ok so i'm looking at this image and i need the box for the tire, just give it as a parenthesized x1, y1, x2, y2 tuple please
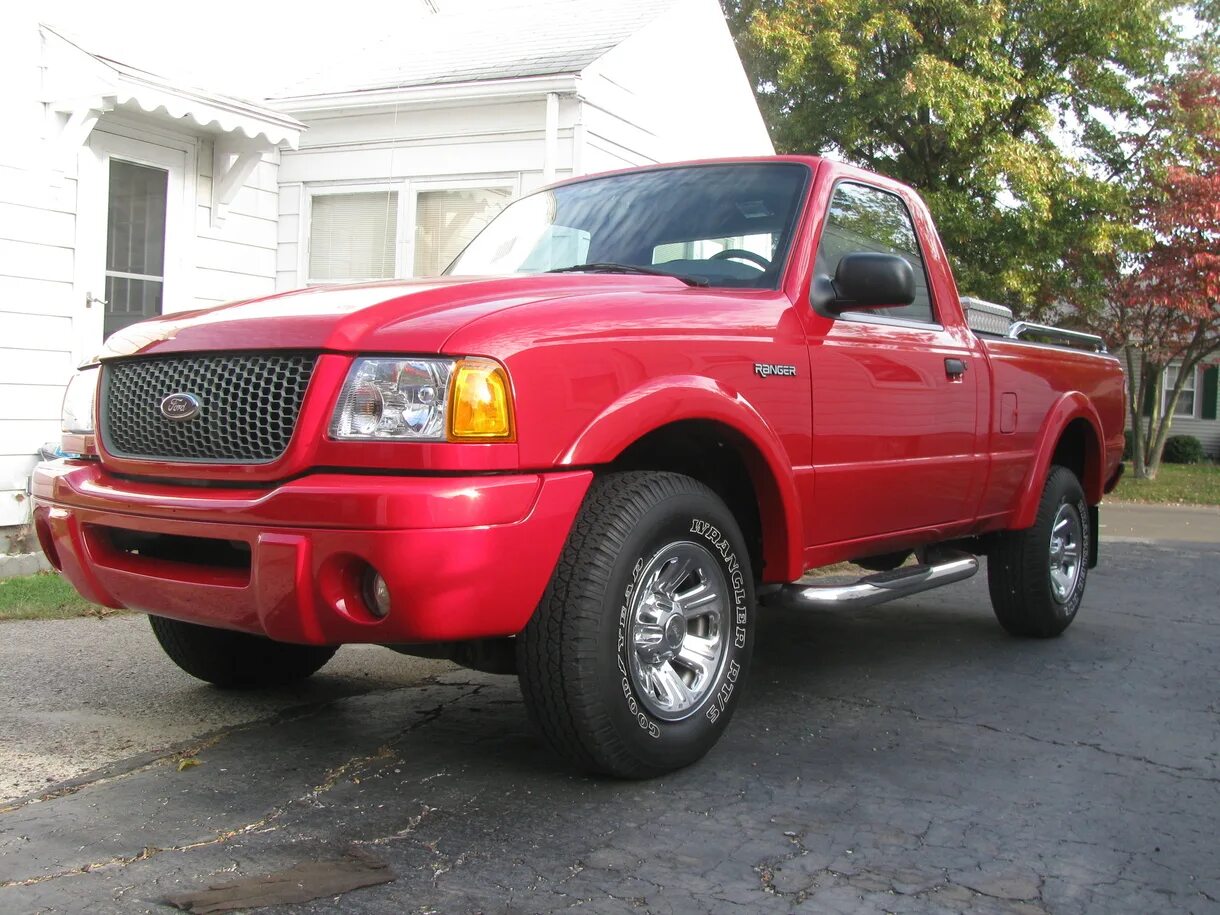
(148, 615, 337, 688)
(987, 465, 1090, 638)
(517, 471, 755, 778)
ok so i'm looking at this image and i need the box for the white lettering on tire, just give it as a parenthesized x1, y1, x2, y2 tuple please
(616, 518, 751, 735)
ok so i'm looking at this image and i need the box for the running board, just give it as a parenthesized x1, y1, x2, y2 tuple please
(761, 551, 979, 611)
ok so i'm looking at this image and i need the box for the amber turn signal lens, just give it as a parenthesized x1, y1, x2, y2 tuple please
(448, 358, 515, 441)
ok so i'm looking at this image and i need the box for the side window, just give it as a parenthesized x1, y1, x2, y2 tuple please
(815, 182, 934, 323)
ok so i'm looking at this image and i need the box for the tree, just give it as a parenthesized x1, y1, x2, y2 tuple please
(723, 0, 1178, 314)
(1095, 67, 1220, 478)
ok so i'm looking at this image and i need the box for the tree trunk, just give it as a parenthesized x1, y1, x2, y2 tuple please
(1125, 350, 1148, 478)
(1142, 354, 1203, 479)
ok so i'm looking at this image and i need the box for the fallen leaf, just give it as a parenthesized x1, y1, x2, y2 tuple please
(178, 758, 201, 772)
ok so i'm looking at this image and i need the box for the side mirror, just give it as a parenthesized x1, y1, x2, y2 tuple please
(810, 252, 916, 316)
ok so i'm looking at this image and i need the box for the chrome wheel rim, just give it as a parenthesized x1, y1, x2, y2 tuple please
(628, 541, 729, 721)
(1048, 503, 1083, 603)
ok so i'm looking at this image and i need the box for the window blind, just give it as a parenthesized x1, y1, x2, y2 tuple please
(309, 191, 398, 282)
(413, 188, 511, 277)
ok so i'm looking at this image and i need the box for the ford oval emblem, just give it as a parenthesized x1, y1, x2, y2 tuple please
(160, 392, 201, 421)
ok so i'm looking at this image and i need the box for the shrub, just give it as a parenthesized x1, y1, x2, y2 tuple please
(1163, 434, 1206, 465)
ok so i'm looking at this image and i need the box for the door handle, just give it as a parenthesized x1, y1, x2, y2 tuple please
(85, 291, 107, 309)
(944, 358, 968, 378)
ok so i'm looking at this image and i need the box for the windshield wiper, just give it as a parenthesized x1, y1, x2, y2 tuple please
(546, 262, 709, 287)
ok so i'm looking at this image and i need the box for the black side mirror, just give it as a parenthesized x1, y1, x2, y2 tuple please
(810, 252, 916, 316)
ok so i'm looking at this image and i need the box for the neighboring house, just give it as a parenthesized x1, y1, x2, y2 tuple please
(1123, 355, 1220, 457)
(0, 0, 773, 552)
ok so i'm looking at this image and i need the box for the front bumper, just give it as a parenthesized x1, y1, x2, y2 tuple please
(31, 461, 592, 645)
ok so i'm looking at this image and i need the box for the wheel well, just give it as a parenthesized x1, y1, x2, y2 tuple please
(1051, 418, 1101, 501)
(610, 420, 772, 579)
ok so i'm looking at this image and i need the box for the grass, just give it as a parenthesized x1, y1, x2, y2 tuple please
(1110, 461, 1220, 506)
(0, 571, 114, 621)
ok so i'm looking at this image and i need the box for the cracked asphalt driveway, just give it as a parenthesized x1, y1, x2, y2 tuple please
(2, 530, 1218, 914)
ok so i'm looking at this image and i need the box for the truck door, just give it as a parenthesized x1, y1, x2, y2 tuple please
(808, 180, 983, 544)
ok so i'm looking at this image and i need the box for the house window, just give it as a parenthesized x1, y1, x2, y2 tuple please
(308, 190, 399, 283)
(104, 160, 168, 337)
(1165, 364, 1199, 418)
(306, 183, 514, 283)
(413, 187, 513, 277)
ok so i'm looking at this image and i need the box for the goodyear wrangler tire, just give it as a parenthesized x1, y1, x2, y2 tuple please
(148, 615, 337, 688)
(987, 465, 1090, 638)
(517, 471, 755, 777)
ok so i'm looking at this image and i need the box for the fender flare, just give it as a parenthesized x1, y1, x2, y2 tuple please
(558, 375, 804, 582)
(1011, 391, 1105, 530)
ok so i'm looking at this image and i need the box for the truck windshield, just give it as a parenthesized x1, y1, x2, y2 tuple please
(445, 163, 809, 289)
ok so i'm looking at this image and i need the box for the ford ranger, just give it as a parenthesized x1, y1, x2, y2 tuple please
(32, 157, 1126, 777)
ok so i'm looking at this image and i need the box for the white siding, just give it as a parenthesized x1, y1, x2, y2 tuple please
(1123, 353, 1220, 458)
(192, 145, 281, 308)
(0, 22, 77, 525)
(578, 0, 774, 166)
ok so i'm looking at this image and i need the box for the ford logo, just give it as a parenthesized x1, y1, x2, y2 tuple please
(160, 392, 201, 421)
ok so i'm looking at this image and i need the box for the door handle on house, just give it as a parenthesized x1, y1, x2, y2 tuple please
(944, 357, 968, 378)
(85, 291, 107, 309)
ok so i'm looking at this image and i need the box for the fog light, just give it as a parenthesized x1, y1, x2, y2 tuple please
(363, 570, 392, 618)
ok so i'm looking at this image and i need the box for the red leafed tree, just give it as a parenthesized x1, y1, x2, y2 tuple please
(1101, 67, 1220, 479)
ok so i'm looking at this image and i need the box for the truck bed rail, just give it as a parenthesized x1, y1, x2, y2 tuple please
(1005, 322, 1107, 354)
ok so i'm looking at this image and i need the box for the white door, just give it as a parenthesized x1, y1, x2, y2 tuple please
(74, 131, 190, 361)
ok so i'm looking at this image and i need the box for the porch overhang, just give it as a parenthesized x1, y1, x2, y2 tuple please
(39, 25, 305, 223)
(40, 26, 305, 149)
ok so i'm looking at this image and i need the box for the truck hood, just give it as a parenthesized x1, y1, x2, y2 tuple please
(94, 274, 686, 361)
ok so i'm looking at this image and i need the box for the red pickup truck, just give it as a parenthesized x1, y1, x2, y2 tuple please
(33, 157, 1125, 777)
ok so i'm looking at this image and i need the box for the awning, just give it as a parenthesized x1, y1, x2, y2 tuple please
(40, 25, 304, 150)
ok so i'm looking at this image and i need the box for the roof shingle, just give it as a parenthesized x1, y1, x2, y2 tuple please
(273, 0, 676, 98)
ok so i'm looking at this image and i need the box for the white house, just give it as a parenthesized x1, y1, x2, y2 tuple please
(271, 0, 772, 289)
(0, 0, 773, 553)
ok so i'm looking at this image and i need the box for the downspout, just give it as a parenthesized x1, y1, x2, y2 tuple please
(542, 91, 559, 183)
(572, 93, 585, 176)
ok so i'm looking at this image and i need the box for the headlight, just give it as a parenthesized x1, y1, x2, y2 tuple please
(329, 356, 515, 442)
(61, 367, 100, 434)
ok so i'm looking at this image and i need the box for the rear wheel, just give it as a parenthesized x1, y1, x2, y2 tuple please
(517, 471, 755, 777)
(148, 616, 336, 688)
(987, 465, 1090, 638)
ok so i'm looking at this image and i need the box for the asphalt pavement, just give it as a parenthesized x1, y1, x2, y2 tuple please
(1, 504, 1217, 914)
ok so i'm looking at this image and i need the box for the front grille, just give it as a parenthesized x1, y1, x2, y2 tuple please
(101, 353, 318, 463)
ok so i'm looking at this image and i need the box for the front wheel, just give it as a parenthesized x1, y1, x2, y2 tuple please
(517, 471, 755, 777)
(987, 465, 1090, 638)
(148, 616, 337, 688)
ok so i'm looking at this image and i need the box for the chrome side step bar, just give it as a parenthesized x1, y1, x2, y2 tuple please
(760, 550, 979, 611)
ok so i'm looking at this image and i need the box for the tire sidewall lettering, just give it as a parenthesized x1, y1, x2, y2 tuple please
(689, 518, 749, 655)
(613, 510, 752, 738)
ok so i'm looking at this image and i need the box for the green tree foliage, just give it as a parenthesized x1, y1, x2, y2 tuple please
(723, 0, 1179, 314)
